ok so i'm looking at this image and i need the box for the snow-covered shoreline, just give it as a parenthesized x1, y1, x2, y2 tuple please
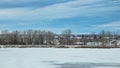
(0, 45, 120, 48)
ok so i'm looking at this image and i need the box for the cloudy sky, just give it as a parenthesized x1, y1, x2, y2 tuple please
(0, 0, 120, 34)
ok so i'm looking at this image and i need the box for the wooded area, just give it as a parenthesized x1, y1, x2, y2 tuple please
(0, 29, 120, 48)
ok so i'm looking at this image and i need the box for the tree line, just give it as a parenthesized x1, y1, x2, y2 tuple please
(0, 29, 120, 47)
(0, 30, 55, 45)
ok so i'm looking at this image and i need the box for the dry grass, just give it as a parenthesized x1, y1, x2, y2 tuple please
(74, 45, 120, 48)
(56, 45, 69, 48)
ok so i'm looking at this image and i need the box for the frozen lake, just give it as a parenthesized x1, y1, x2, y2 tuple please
(0, 48, 120, 68)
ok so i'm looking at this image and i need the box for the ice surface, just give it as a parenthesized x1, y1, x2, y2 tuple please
(0, 48, 120, 68)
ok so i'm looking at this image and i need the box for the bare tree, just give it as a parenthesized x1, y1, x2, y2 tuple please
(62, 29, 72, 45)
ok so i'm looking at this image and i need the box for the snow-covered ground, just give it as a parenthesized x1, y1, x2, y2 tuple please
(0, 48, 120, 68)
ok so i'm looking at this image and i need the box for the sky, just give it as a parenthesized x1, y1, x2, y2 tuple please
(0, 0, 120, 34)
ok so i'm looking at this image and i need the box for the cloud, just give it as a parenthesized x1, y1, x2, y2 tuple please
(0, 0, 119, 20)
(0, 0, 74, 8)
(94, 21, 120, 30)
(96, 21, 120, 27)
